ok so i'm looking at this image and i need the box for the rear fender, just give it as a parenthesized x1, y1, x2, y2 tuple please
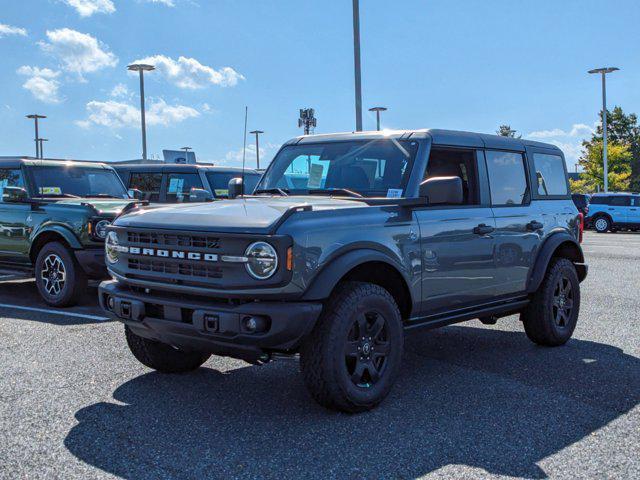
(526, 232, 586, 293)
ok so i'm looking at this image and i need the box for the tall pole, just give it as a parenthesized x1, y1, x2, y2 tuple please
(39, 139, 48, 159)
(588, 67, 618, 193)
(369, 107, 387, 131)
(26, 114, 46, 158)
(249, 130, 264, 169)
(181, 146, 192, 164)
(128, 64, 155, 161)
(352, 0, 363, 132)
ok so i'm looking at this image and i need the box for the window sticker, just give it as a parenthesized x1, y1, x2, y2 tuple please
(39, 187, 62, 195)
(168, 178, 184, 193)
(386, 188, 403, 198)
(307, 163, 324, 189)
(214, 189, 228, 196)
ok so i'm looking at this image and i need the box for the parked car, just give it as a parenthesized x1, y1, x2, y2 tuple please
(114, 164, 262, 203)
(571, 193, 590, 217)
(586, 192, 640, 232)
(100, 129, 587, 412)
(0, 158, 141, 306)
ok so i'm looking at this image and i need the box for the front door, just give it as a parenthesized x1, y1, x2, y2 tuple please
(414, 147, 497, 314)
(0, 168, 31, 264)
(607, 195, 631, 225)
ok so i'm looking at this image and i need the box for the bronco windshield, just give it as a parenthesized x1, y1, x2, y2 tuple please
(257, 139, 419, 198)
(29, 166, 129, 199)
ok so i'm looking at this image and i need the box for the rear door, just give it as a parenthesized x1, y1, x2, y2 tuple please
(485, 149, 543, 297)
(0, 168, 31, 264)
(607, 195, 631, 224)
(629, 196, 640, 225)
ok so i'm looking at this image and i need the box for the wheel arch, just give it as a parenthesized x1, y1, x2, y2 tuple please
(527, 233, 586, 294)
(302, 249, 414, 320)
(29, 227, 81, 263)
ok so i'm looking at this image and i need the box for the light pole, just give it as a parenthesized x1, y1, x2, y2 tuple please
(181, 146, 192, 164)
(368, 107, 387, 131)
(588, 67, 619, 192)
(352, 0, 363, 132)
(26, 114, 46, 158)
(128, 63, 155, 161)
(249, 130, 264, 169)
(38, 139, 48, 158)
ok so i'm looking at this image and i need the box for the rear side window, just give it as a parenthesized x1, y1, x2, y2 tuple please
(633, 197, 640, 207)
(533, 153, 568, 196)
(589, 196, 609, 205)
(0, 168, 26, 202)
(129, 172, 162, 202)
(165, 173, 203, 203)
(609, 196, 631, 207)
(485, 151, 528, 206)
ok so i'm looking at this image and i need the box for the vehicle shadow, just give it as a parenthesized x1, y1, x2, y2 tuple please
(64, 324, 640, 479)
(0, 280, 110, 325)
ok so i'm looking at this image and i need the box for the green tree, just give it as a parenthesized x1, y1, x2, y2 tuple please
(570, 142, 632, 193)
(496, 125, 521, 138)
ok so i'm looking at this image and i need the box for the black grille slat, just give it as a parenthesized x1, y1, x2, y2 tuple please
(127, 232, 220, 249)
(129, 258, 223, 279)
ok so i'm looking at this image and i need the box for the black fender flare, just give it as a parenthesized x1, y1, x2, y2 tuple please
(526, 232, 586, 294)
(301, 248, 412, 302)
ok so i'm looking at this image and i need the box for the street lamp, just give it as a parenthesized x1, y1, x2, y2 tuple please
(352, 0, 363, 132)
(368, 107, 387, 131)
(38, 139, 49, 159)
(588, 67, 619, 193)
(128, 63, 155, 161)
(181, 146, 192, 164)
(249, 130, 264, 169)
(26, 114, 46, 158)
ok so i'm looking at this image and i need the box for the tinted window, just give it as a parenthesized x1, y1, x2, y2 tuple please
(424, 148, 479, 205)
(0, 169, 26, 202)
(633, 197, 640, 207)
(206, 172, 261, 197)
(165, 173, 203, 203)
(533, 153, 568, 196)
(129, 172, 162, 202)
(485, 151, 528, 205)
(609, 196, 631, 207)
(589, 196, 609, 205)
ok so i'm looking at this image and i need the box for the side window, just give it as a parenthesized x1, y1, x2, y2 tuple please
(0, 169, 26, 202)
(485, 151, 528, 206)
(129, 172, 162, 202)
(423, 148, 480, 205)
(533, 153, 568, 196)
(633, 197, 640, 207)
(589, 196, 609, 205)
(165, 173, 203, 203)
(609, 196, 631, 207)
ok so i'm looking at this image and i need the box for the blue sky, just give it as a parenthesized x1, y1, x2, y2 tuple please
(1, 0, 639, 169)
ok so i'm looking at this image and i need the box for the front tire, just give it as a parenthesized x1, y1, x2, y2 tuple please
(125, 326, 210, 373)
(521, 258, 580, 346)
(300, 282, 404, 413)
(35, 242, 87, 307)
(593, 216, 611, 233)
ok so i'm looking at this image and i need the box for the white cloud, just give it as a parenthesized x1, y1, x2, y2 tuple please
(525, 123, 595, 166)
(143, 0, 175, 6)
(0, 23, 27, 37)
(17, 66, 62, 103)
(39, 28, 118, 76)
(527, 123, 594, 139)
(61, 0, 116, 17)
(78, 98, 199, 129)
(130, 54, 244, 89)
(110, 83, 130, 98)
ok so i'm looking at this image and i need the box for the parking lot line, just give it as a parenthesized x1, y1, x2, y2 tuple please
(0, 303, 109, 322)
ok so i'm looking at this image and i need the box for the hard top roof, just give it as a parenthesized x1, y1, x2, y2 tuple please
(0, 157, 112, 169)
(112, 163, 260, 174)
(288, 128, 562, 153)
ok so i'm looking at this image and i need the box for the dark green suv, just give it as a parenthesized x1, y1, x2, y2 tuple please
(0, 157, 139, 306)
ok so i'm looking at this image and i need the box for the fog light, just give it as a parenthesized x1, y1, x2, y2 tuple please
(107, 296, 115, 310)
(243, 316, 268, 333)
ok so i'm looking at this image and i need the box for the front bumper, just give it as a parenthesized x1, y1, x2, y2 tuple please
(99, 280, 322, 363)
(75, 248, 108, 278)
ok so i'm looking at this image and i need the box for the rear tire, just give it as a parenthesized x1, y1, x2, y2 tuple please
(593, 216, 611, 233)
(521, 258, 580, 346)
(300, 281, 404, 413)
(125, 326, 210, 373)
(35, 242, 87, 307)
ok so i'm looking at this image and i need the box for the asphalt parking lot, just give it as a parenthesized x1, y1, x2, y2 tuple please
(1, 231, 639, 479)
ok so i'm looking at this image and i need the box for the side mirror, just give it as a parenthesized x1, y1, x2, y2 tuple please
(228, 177, 244, 199)
(189, 188, 214, 202)
(419, 176, 463, 205)
(128, 188, 144, 200)
(2, 186, 29, 203)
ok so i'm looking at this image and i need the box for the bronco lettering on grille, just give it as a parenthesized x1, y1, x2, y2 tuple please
(124, 246, 218, 262)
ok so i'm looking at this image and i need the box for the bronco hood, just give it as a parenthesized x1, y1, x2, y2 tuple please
(114, 196, 367, 234)
(49, 198, 140, 217)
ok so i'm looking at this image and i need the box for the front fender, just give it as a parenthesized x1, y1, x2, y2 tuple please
(526, 232, 586, 294)
(301, 248, 411, 301)
(30, 224, 83, 253)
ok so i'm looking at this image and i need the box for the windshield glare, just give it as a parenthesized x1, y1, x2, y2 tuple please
(258, 139, 418, 198)
(30, 166, 129, 199)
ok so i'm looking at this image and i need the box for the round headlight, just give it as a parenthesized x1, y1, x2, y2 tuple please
(245, 241, 278, 280)
(95, 219, 111, 239)
(105, 231, 120, 264)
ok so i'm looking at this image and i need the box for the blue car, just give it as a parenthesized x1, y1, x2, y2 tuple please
(587, 193, 640, 232)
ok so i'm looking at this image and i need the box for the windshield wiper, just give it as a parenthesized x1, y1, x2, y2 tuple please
(308, 188, 363, 198)
(254, 188, 289, 196)
(83, 194, 120, 199)
(33, 193, 80, 199)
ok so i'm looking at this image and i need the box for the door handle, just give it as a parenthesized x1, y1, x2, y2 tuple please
(526, 220, 544, 231)
(473, 224, 495, 235)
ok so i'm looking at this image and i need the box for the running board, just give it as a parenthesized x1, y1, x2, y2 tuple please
(404, 298, 530, 332)
(0, 268, 33, 281)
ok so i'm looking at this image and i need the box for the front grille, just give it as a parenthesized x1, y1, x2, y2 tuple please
(129, 258, 223, 279)
(127, 231, 220, 249)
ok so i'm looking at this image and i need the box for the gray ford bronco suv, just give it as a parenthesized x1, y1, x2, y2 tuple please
(100, 129, 587, 412)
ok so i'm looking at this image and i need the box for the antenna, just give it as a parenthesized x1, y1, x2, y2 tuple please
(241, 106, 248, 195)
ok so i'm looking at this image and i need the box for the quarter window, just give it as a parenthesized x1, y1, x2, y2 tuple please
(485, 151, 528, 206)
(609, 196, 631, 207)
(129, 172, 162, 202)
(533, 153, 568, 196)
(0, 169, 25, 202)
(165, 173, 204, 203)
